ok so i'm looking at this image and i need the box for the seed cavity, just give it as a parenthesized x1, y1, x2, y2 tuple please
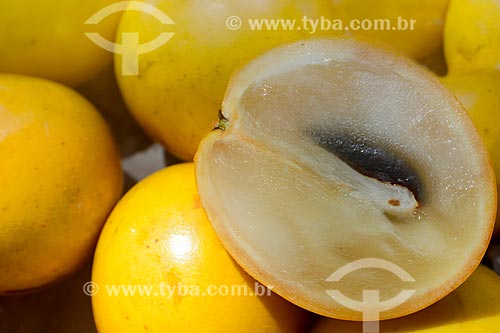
(308, 129, 424, 204)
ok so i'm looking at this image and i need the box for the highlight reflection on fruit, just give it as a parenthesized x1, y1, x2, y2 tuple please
(195, 38, 496, 320)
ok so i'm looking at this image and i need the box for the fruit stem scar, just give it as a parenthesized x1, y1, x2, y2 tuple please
(214, 109, 228, 131)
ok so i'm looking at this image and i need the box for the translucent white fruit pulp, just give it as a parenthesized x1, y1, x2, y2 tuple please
(195, 39, 496, 320)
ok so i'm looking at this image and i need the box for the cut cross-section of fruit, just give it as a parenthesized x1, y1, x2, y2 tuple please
(195, 38, 496, 320)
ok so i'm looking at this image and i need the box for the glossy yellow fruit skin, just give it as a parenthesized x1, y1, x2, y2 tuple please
(332, 0, 450, 59)
(444, 0, 500, 74)
(92, 163, 310, 333)
(310, 265, 500, 332)
(0, 74, 123, 294)
(441, 69, 500, 234)
(0, 0, 122, 86)
(115, 0, 336, 160)
(0, 260, 96, 333)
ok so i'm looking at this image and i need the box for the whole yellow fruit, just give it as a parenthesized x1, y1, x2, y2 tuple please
(310, 265, 500, 332)
(441, 69, 500, 234)
(444, 0, 500, 74)
(331, 0, 450, 59)
(0, 0, 122, 86)
(92, 163, 311, 333)
(115, 0, 336, 160)
(0, 74, 123, 294)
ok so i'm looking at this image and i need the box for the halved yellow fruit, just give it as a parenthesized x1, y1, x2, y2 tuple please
(195, 38, 496, 320)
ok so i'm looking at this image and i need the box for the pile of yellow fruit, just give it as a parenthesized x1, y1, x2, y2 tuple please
(1, 0, 500, 332)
